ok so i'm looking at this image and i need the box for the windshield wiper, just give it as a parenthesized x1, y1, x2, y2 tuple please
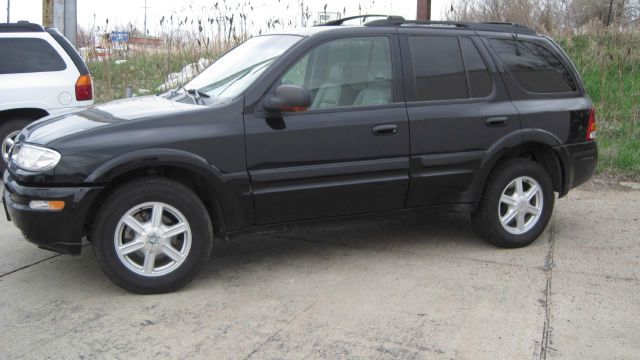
(186, 88, 210, 98)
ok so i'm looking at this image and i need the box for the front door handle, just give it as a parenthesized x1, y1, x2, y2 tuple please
(485, 116, 508, 127)
(372, 124, 398, 136)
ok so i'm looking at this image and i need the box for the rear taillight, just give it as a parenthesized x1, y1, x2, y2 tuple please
(587, 108, 597, 141)
(75, 74, 93, 101)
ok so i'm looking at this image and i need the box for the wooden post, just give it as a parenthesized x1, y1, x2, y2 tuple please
(42, 0, 54, 27)
(417, 0, 432, 20)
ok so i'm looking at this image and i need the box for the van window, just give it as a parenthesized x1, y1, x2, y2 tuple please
(0, 38, 67, 74)
(460, 37, 493, 98)
(408, 36, 467, 101)
(490, 39, 577, 93)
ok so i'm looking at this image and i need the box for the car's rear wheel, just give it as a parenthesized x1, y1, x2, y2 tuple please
(92, 178, 213, 293)
(472, 158, 554, 248)
(0, 119, 32, 173)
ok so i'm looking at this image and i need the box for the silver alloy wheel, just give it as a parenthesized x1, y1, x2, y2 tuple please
(114, 202, 192, 277)
(1, 130, 21, 163)
(498, 176, 544, 235)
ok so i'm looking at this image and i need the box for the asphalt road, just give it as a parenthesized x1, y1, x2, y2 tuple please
(1, 183, 638, 359)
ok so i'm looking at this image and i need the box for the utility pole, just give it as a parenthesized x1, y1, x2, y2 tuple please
(142, 0, 151, 35)
(64, 0, 76, 46)
(42, 0, 77, 47)
(417, 0, 432, 20)
(6, 0, 9, 23)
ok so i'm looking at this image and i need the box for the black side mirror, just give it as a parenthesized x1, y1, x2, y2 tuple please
(264, 84, 311, 113)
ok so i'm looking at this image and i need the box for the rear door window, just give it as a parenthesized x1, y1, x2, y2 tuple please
(459, 37, 493, 98)
(489, 38, 577, 93)
(408, 36, 467, 101)
(0, 38, 67, 74)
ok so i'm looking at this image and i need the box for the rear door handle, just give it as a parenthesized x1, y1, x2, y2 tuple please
(485, 116, 508, 127)
(372, 124, 398, 136)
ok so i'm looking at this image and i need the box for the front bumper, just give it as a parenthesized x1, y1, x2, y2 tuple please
(554, 141, 598, 196)
(3, 171, 103, 254)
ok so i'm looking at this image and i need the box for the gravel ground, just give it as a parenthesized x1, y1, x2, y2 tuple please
(0, 183, 638, 359)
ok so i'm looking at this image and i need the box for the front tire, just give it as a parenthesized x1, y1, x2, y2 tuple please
(92, 178, 213, 293)
(472, 158, 554, 248)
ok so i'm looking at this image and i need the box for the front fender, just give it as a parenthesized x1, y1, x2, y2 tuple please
(85, 148, 253, 231)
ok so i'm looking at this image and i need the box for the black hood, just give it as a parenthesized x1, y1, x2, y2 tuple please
(19, 96, 203, 145)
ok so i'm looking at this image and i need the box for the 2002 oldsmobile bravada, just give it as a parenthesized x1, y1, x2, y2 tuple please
(3, 16, 598, 293)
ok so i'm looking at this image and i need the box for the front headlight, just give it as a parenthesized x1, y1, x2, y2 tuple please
(10, 144, 61, 172)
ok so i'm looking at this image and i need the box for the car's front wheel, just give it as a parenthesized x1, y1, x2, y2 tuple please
(92, 178, 213, 293)
(472, 158, 554, 248)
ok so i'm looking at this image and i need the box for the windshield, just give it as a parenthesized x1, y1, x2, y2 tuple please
(185, 35, 302, 99)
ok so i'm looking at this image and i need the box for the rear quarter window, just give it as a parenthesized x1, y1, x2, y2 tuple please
(490, 38, 577, 93)
(0, 38, 67, 74)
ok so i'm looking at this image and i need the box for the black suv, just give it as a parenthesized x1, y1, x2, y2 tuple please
(3, 17, 598, 293)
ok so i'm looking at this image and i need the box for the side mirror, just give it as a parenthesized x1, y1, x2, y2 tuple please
(264, 84, 311, 113)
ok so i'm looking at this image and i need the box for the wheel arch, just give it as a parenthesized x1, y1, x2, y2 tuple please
(469, 129, 566, 205)
(83, 149, 252, 239)
(0, 108, 49, 123)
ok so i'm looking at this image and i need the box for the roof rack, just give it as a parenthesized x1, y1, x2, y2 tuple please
(0, 21, 45, 33)
(319, 15, 404, 26)
(364, 18, 536, 34)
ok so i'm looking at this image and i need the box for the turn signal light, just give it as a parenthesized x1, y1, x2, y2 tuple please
(587, 108, 597, 141)
(75, 74, 93, 101)
(29, 200, 65, 211)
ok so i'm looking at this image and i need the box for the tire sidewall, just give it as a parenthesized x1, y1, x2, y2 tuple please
(93, 179, 212, 293)
(484, 160, 554, 247)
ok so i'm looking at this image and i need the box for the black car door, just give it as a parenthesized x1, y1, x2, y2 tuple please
(245, 34, 409, 224)
(399, 31, 521, 207)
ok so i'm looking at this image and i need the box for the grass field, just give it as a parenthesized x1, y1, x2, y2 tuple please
(86, 30, 640, 179)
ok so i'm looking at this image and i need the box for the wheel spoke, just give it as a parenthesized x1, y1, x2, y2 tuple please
(517, 212, 526, 232)
(6, 138, 14, 146)
(500, 194, 517, 207)
(150, 204, 164, 227)
(164, 222, 187, 238)
(143, 251, 156, 274)
(118, 240, 144, 255)
(516, 178, 525, 197)
(525, 184, 539, 202)
(526, 205, 541, 216)
(161, 244, 184, 262)
(124, 215, 146, 235)
(501, 209, 517, 225)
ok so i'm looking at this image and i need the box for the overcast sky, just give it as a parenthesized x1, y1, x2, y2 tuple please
(2, 0, 450, 34)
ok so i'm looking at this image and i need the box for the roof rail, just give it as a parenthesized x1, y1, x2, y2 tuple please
(319, 15, 404, 26)
(366, 19, 470, 28)
(364, 18, 536, 34)
(0, 21, 45, 33)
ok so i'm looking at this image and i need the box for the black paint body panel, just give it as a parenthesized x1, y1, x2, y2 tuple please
(3, 25, 597, 253)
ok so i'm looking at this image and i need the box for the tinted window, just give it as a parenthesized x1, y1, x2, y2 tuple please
(281, 37, 393, 108)
(490, 39, 577, 93)
(409, 36, 467, 101)
(0, 38, 66, 74)
(460, 37, 493, 98)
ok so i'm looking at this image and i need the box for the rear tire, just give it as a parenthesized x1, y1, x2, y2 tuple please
(92, 178, 213, 294)
(0, 119, 32, 173)
(472, 158, 554, 248)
